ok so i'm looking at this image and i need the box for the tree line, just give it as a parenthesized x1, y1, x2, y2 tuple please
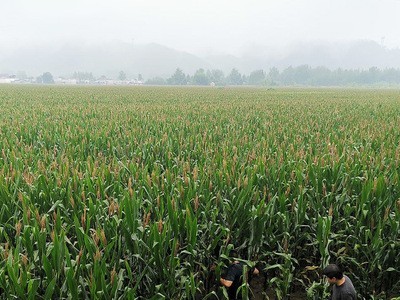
(28, 66, 400, 86)
(146, 66, 400, 86)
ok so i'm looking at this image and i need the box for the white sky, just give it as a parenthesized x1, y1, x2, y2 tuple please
(1, 0, 400, 55)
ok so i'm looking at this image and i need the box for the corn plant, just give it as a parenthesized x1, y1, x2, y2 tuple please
(0, 86, 399, 299)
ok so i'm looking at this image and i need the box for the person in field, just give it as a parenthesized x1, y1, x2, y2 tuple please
(322, 264, 357, 300)
(220, 250, 260, 300)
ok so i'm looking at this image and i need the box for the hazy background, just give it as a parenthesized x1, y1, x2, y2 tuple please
(1, 0, 400, 78)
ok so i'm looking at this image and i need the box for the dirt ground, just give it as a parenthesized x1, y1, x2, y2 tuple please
(250, 274, 307, 300)
(199, 271, 308, 299)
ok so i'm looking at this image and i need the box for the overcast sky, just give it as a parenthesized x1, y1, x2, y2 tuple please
(1, 0, 400, 55)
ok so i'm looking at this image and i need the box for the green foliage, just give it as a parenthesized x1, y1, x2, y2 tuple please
(118, 71, 127, 81)
(207, 69, 226, 86)
(36, 72, 54, 84)
(227, 68, 243, 85)
(192, 69, 210, 86)
(159, 66, 400, 87)
(73, 71, 95, 82)
(167, 68, 187, 85)
(145, 77, 167, 85)
(248, 70, 266, 86)
(0, 86, 399, 299)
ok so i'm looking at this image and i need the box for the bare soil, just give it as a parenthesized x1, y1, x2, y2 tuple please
(250, 274, 307, 300)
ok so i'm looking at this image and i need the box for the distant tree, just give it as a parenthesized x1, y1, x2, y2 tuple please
(293, 65, 312, 85)
(167, 68, 187, 85)
(366, 66, 381, 84)
(73, 72, 95, 82)
(310, 66, 333, 86)
(118, 71, 127, 81)
(42, 72, 54, 84)
(227, 68, 243, 85)
(381, 68, 400, 84)
(281, 65, 314, 85)
(248, 70, 265, 85)
(334, 68, 360, 85)
(192, 68, 210, 85)
(36, 76, 43, 84)
(280, 66, 295, 85)
(268, 67, 279, 84)
(208, 69, 225, 86)
(138, 74, 143, 82)
(145, 77, 166, 85)
(242, 74, 248, 85)
(186, 74, 191, 85)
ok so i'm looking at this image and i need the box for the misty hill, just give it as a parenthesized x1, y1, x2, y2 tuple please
(205, 40, 400, 74)
(1, 40, 400, 79)
(275, 40, 400, 70)
(0, 42, 210, 79)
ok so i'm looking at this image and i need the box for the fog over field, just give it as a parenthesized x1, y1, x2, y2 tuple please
(1, 0, 400, 77)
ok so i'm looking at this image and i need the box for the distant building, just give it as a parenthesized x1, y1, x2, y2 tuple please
(0, 75, 17, 84)
(94, 79, 143, 85)
(55, 78, 78, 85)
(128, 79, 143, 86)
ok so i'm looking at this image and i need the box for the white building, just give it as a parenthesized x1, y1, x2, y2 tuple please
(0, 76, 17, 84)
(54, 78, 78, 85)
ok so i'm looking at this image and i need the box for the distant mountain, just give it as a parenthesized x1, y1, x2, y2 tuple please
(203, 40, 400, 73)
(0, 41, 210, 79)
(272, 40, 400, 70)
(1, 40, 400, 79)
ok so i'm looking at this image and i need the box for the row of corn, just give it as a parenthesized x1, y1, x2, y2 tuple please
(0, 86, 399, 299)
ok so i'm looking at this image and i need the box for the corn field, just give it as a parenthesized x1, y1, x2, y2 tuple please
(0, 85, 399, 299)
